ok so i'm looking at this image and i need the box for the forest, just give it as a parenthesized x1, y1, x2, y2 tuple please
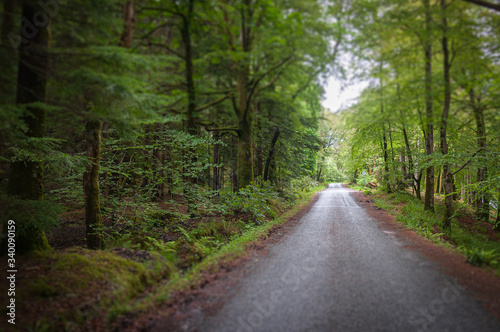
(0, 0, 499, 331)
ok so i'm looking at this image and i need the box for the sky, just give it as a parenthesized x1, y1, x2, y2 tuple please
(320, 76, 368, 113)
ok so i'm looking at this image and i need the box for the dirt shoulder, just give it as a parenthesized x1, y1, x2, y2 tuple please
(348, 189, 500, 319)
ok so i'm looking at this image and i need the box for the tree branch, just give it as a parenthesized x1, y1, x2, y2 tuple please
(205, 125, 239, 135)
(243, 54, 294, 119)
(147, 42, 184, 58)
(195, 91, 234, 112)
(451, 147, 485, 176)
(463, 0, 500, 12)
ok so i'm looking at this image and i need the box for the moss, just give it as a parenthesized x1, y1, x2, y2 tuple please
(23, 247, 158, 329)
(29, 280, 59, 298)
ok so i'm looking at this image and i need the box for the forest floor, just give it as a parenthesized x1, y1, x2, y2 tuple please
(0, 188, 324, 332)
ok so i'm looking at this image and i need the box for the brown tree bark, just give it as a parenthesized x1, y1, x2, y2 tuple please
(440, 0, 453, 232)
(469, 88, 489, 221)
(316, 168, 322, 182)
(402, 127, 420, 199)
(463, 0, 500, 12)
(84, 120, 104, 249)
(423, 0, 435, 212)
(180, 0, 197, 136)
(235, 65, 254, 188)
(120, 0, 135, 48)
(379, 71, 391, 193)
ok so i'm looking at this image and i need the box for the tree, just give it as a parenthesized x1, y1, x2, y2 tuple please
(6, 1, 51, 253)
(463, 0, 500, 12)
(439, 0, 453, 231)
(423, 0, 435, 212)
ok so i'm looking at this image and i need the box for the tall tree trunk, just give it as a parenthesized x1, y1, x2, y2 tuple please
(0, 0, 16, 101)
(236, 67, 254, 188)
(232, 159, 238, 192)
(379, 72, 391, 193)
(495, 191, 500, 230)
(435, 167, 441, 195)
(1, 0, 14, 45)
(402, 127, 417, 196)
(469, 87, 489, 222)
(256, 104, 263, 179)
(84, 0, 136, 248)
(234, 0, 254, 189)
(178, 0, 198, 214)
(6, 2, 51, 253)
(84, 120, 104, 249)
(423, 0, 435, 212)
(181, 0, 197, 136)
(440, 0, 453, 232)
(120, 0, 135, 48)
(263, 127, 280, 182)
(213, 132, 219, 191)
(382, 129, 391, 192)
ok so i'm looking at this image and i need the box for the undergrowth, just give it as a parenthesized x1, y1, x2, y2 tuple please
(370, 191, 500, 273)
(18, 180, 325, 331)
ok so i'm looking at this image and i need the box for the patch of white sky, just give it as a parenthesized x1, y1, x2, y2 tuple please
(321, 52, 370, 113)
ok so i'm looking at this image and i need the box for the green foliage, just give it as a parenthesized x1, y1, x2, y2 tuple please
(0, 194, 62, 235)
(219, 184, 279, 223)
(461, 247, 499, 268)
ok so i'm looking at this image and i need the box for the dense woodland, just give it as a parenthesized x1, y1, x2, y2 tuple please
(0, 0, 343, 254)
(339, 0, 500, 231)
(0, 0, 499, 330)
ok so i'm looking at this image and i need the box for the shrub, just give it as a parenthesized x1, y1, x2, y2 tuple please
(461, 247, 499, 268)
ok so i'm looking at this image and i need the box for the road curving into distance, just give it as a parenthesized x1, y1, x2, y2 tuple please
(198, 183, 500, 332)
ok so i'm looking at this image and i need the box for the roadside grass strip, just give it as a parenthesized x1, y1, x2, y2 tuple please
(371, 191, 500, 274)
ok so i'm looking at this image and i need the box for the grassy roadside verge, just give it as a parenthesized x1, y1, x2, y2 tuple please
(110, 184, 325, 321)
(12, 184, 325, 331)
(357, 187, 500, 275)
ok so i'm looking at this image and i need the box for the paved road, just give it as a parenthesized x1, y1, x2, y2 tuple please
(197, 184, 500, 332)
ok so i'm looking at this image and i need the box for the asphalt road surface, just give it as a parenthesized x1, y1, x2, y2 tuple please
(199, 183, 500, 332)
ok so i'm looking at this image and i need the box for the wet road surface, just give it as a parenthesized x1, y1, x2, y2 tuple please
(199, 184, 500, 332)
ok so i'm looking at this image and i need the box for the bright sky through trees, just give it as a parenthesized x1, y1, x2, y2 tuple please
(321, 77, 368, 113)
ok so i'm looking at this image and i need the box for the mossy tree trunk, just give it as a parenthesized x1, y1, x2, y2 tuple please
(181, 0, 197, 137)
(440, 0, 453, 232)
(233, 49, 254, 188)
(379, 71, 391, 193)
(468, 88, 489, 222)
(6, 2, 51, 253)
(423, 0, 435, 212)
(233, 0, 254, 189)
(179, 0, 199, 215)
(84, 119, 104, 250)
